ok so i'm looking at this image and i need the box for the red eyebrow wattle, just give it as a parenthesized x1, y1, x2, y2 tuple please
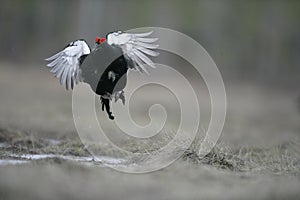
(100, 38, 106, 44)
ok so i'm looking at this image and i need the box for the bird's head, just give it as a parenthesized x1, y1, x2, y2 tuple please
(95, 37, 106, 45)
(93, 37, 106, 51)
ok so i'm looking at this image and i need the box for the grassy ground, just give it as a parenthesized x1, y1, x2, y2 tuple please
(0, 127, 299, 200)
(0, 63, 300, 199)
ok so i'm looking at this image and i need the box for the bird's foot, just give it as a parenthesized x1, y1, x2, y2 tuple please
(114, 90, 125, 105)
(120, 91, 125, 105)
(108, 112, 115, 120)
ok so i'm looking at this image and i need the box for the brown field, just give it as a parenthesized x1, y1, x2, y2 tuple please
(0, 63, 299, 200)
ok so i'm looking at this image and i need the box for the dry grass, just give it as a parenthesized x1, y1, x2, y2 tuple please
(1, 127, 299, 176)
(182, 135, 300, 175)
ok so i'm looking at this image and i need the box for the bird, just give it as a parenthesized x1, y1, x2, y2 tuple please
(45, 31, 159, 120)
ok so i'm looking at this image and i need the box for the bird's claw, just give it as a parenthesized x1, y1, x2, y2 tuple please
(114, 91, 125, 105)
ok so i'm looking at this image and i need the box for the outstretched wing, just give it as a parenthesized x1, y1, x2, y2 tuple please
(45, 39, 91, 90)
(106, 31, 159, 74)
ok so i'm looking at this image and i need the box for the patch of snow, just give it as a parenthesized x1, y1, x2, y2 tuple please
(94, 156, 127, 165)
(9, 154, 94, 162)
(6, 153, 127, 165)
(0, 159, 29, 166)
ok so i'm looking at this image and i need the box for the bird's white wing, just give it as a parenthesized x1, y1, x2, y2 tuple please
(45, 40, 91, 90)
(107, 31, 159, 74)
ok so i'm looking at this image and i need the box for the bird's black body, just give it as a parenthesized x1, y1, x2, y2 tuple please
(95, 55, 128, 96)
(80, 43, 129, 119)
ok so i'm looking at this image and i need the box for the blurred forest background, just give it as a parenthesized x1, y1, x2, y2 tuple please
(0, 0, 299, 87)
(1, 1, 300, 199)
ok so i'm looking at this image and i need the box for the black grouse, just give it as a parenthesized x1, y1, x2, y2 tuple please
(45, 31, 159, 120)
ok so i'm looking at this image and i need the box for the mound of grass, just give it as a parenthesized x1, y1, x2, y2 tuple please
(182, 146, 244, 171)
(182, 138, 300, 174)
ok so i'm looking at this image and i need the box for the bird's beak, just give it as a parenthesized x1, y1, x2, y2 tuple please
(92, 43, 99, 51)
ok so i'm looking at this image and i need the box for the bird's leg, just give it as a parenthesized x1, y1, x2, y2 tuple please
(119, 90, 125, 105)
(114, 90, 125, 105)
(100, 95, 114, 120)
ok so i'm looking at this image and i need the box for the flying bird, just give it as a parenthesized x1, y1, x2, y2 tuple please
(45, 31, 159, 120)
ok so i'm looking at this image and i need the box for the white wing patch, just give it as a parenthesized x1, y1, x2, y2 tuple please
(45, 40, 90, 90)
(107, 31, 159, 74)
